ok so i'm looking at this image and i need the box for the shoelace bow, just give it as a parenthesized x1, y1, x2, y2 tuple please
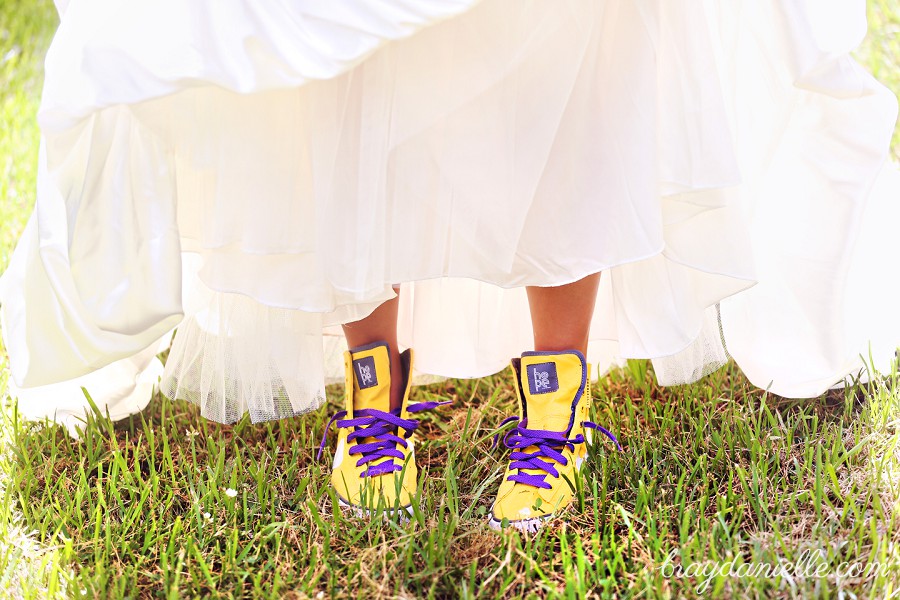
(493, 416, 622, 489)
(317, 401, 450, 477)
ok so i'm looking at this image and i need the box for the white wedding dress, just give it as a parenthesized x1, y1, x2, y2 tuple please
(2, 0, 899, 433)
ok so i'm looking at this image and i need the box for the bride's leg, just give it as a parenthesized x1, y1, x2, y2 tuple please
(488, 272, 603, 532)
(331, 286, 427, 518)
(526, 273, 600, 354)
(341, 287, 404, 411)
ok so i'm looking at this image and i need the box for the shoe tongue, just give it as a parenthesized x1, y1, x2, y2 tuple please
(349, 342, 392, 415)
(518, 351, 586, 434)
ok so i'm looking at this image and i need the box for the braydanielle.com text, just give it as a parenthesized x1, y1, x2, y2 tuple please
(657, 548, 899, 594)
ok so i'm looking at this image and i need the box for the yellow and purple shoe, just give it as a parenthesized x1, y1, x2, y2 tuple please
(317, 341, 448, 520)
(489, 350, 621, 533)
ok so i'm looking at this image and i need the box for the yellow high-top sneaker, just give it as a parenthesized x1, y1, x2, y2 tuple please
(317, 341, 447, 520)
(489, 350, 621, 533)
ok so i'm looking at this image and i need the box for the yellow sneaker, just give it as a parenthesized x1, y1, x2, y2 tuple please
(317, 341, 447, 520)
(489, 350, 621, 533)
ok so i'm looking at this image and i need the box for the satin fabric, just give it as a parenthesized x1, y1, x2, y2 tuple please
(1, 0, 898, 429)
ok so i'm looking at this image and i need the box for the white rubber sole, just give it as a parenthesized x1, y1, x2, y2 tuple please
(487, 513, 554, 534)
(337, 496, 414, 522)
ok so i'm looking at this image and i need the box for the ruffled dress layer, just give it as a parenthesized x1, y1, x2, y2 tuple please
(2, 0, 898, 430)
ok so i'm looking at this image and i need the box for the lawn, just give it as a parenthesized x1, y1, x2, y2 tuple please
(2, 2, 900, 598)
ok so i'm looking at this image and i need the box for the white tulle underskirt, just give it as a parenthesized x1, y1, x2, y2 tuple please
(2, 0, 899, 429)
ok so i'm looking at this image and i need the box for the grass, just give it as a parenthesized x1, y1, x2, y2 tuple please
(0, 3, 68, 598)
(0, 1, 53, 270)
(7, 363, 900, 598)
(1, 1, 900, 598)
(862, 0, 900, 159)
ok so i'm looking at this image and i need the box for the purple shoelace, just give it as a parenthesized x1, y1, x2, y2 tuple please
(494, 416, 622, 489)
(317, 401, 450, 477)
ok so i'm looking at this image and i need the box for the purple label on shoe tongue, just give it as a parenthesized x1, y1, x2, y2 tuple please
(526, 362, 559, 395)
(353, 356, 378, 389)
